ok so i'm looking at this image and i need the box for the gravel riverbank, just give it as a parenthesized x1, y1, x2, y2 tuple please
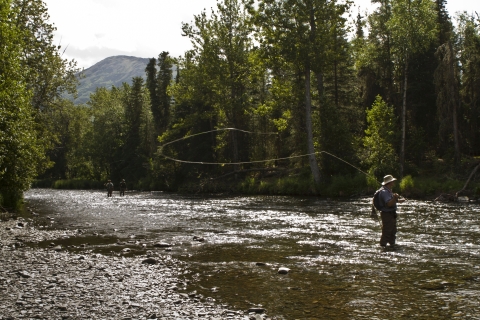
(0, 217, 266, 320)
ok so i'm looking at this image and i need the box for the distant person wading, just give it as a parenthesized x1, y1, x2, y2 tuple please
(374, 175, 405, 248)
(105, 180, 114, 197)
(119, 179, 126, 196)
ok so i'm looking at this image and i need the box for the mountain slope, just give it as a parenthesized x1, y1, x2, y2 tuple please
(73, 55, 150, 104)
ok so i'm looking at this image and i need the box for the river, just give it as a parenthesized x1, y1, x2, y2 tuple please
(24, 189, 480, 319)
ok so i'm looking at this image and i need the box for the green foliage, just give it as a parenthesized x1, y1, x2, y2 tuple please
(239, 174, 317, 195)
(156, 51, 173, 132)
(52, 179, 104, 190)
(363, 95, 399, 179)
(457, 14, 480, 155)
(399, 174, 414, 194)
(366, 171, 380, 190)
(319, 174, 368, 197)
(408, 176, 464, 197)
(39, 101, 94, 180)
(388, 0, 438, 58)
(0, 0, 46, 208)
(88, 87, 126, 181)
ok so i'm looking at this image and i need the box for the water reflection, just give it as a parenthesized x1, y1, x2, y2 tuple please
(24, 189, 480, 319)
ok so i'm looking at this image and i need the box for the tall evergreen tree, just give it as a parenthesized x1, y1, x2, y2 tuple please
(145, 58, 162, 135)
(157, 51, 173, 132)
(122, 77, 149, 182)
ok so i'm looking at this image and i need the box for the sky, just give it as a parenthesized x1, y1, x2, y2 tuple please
(44, 0, 478, 69)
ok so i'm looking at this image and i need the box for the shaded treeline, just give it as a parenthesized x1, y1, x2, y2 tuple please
(2, 0, 480, 206)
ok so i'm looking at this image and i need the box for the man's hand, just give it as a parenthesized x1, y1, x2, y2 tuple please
(394, 193, 405, 203)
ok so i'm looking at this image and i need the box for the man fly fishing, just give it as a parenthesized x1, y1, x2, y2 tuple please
(373, 175, 405, 248)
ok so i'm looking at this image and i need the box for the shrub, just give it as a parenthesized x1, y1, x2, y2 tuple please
(399, 175, 414, 194)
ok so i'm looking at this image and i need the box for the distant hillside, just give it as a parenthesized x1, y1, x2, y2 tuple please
(72, 56, 150, 105)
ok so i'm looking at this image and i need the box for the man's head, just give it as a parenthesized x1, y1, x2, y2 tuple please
(382, 175, 397, 187)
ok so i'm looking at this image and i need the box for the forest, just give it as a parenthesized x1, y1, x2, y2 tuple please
(1, 0, 480, 208)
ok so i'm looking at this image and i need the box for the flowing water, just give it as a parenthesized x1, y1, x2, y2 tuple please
(24, 189, 480, 319)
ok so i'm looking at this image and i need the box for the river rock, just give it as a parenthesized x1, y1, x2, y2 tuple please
(248, 307, 265, 314)
(141, 258, 158, 265)
(153, 242, 172, 248)
(17, 270, 33, 278)
(278, 267, 290, 274)
(193, 236, 205, 242)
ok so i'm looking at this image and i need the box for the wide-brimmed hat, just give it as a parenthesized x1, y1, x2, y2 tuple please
(382, 175, 397, 185)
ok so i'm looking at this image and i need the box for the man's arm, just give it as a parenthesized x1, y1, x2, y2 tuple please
(386, 193, 404, 207)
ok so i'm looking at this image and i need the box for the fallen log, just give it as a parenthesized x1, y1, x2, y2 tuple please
(456, 162, 480, 198)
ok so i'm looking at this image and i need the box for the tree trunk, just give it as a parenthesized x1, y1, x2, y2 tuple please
(305, 65, 321, 185)
(400, 55, 408, 178)
(447, 42, 461, 165)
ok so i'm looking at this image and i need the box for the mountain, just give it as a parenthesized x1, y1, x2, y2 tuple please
(72, 55, 150, 105)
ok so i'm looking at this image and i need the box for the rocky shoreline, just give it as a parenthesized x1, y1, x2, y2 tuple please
(0, 217, 267, 320)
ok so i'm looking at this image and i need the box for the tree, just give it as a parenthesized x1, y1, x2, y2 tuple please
(182, 0, 254, 171)
(363, 95, 399, 179)
(0, 0, 80, 206)
(12, 0, 78, 110)
(39, 100, 94, 180)
(359, 0, 395, 107)
(387, 0, 437, 176)
(156, 51, 173, 132)
(0, 0, 46, 207)
(87, 87, 126, 181)
(145, 58, 161, 135)
(250, 1, 315, 184)
(122, 77, 151, 184)
(435, 41, 461, 164)
(457, 14, 480, 156)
